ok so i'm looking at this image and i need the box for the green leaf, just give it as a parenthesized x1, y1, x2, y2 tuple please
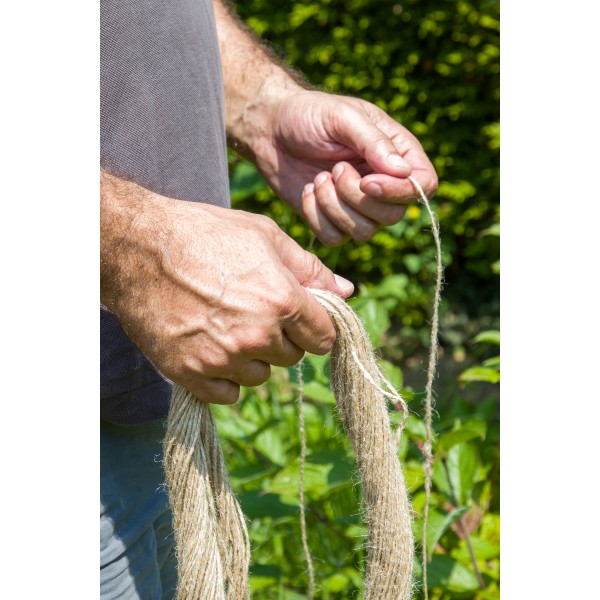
(459, 366, 500, 384)
(480, 223, 500, 237)
(301, 380, 335, 404)
(402, 460, 425, 493)
(483, 355, 500, 368)
(444, 443, 481, 505)
(437, 419, 487, 452)
(322, 572, 351, 592)
(473, 330, 500, 345)
(454, 535, 500, 562)
(426, 554, 480, 592)
(230, 464, 274, 486)
(379, 359, 403, 389)
(266, 460, 332, 497)
(353, 296, 390, 345)
(239, 490, 297, 520)
(425, 505, 469, 559)
(403, 253, 423, 274)
(404, 414, 427, 441)
(307, 449, 354, 487)
(248, 564, 280, 592)
(229, 161, 268, 201)
(254, 426, 287, 466)
(370, 274, 409, 300)
(303, 353, 331, 385)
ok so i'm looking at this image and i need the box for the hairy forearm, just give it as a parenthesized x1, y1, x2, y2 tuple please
(213, 0, 305, 160)
(100, 171, 171, 315)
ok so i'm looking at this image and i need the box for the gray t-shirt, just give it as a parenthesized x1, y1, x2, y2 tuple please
(101, 0, 230, 424)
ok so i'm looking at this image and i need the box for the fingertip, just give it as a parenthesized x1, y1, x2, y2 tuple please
(303, 182, 315, 196)
(332, 162, 346, 182)
(314, 171, 331, 189)
(334, 274, 355, 298)
(198, 378, 241, 405)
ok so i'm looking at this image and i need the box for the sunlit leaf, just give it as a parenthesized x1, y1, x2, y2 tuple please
(353, 296, 390, 345)
(301, 380, 335, 404)
(425, 505, 469, 559)
(426, 554, 480, 592)
(473, 330, 500, 345)
(459, 367, 500, 384)
(437, 419, 487, 452)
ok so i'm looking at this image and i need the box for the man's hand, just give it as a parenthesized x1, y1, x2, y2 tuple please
(213, 1, 437, 246)
(101, 172, 353, 404)
(260, 91, 439, 245)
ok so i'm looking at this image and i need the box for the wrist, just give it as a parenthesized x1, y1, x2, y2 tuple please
(227, 69, 304, 163)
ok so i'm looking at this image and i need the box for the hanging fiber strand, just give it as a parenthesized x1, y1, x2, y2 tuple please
(407, 175, 443, 600)
(296, 358, 316, 599)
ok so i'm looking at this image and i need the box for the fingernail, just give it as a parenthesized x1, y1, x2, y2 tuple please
(334, 274, 354, 296)
(387, 153, 410, 169)
(303, 182, 315, 195)
(364, 182, 383, 197)
(332, 163, 345, 181)
(315, 172, 329, 188)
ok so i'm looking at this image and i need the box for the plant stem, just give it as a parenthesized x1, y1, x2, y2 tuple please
(442, 459, 486, 589)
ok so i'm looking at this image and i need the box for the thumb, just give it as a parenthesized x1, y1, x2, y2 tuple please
(274, 231, 354, 298)
(332, 104, 412, 177)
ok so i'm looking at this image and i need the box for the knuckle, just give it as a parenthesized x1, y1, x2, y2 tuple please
(320, 231, 347, 247)
(374, 136, 395, 156)
(313, 327, 336, 355)
(305, 253, 326, 281)
(352, 223, 379, 242)
(238, 328, 272, 354)
(254, 213, 280, 235)
(379, 207, 406, 226)
(272, 289, 300, 320)
(200, 350, 230, 374)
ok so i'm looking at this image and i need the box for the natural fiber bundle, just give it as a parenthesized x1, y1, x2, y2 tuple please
(163, 385, 250, 600)
(163, 290, 414, 599)
(311, 289, 414, 599)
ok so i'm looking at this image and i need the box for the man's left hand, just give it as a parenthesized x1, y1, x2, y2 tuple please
(254, 90, 438, 245)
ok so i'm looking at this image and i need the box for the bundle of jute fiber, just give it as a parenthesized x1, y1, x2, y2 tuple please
(163, 288, 414, 600)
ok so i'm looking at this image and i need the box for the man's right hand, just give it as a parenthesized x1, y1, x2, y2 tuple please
(100, 171, 353, 404)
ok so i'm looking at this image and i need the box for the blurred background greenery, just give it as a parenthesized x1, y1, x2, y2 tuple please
(222, 0, 499, 598)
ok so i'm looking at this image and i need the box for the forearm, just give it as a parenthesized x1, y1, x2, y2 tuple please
(100, 171, 172, 315)
(213, 0, 304, 161)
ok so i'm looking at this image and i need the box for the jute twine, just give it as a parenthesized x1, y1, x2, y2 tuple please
(163, 176, 442, 599)
(164, 290, 414, 599)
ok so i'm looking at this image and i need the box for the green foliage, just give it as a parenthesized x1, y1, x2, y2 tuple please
(223, 1, 499, 597)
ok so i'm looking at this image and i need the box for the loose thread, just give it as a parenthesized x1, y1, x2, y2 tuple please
(407, 175, 443, 600)
(297, 358, 315, 599)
